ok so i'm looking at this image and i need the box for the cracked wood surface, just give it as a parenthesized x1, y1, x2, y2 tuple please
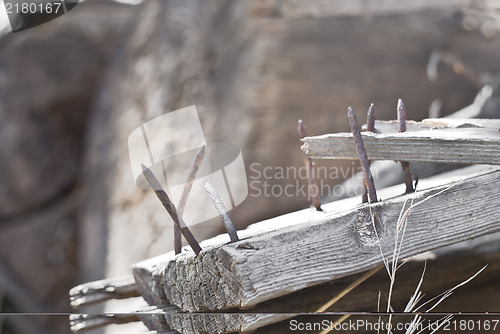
(132, 166, 500, 320)
(302, 119, 500, 164)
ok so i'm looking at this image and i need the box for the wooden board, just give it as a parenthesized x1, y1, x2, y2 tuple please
(363, 118, 500, 133)
(69, 166, 500, 333)
(161, 230, 500, 333)
(302, 127, 500, 163)
(131, 166, 500, 317)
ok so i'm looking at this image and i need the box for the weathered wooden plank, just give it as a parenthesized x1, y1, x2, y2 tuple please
(161, 230, 500, 333)
(69, 275, 139, 309)
(131, 215, 500, 333)
(363, 118, 500, 134)
(68, 165, 495, 334)
(86, 167, 500, 333)
(301, 127, 500, 163)
(142, 166, 500, 316)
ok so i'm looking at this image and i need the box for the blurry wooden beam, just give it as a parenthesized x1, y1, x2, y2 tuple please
(70, 275, 139, 309)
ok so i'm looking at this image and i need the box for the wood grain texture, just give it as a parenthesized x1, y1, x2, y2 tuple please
(161, 229, 500, 333)
(302, 127, 500, 164)
(142, 167, 500, 317)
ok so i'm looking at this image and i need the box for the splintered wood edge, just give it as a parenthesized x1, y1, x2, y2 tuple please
(301, 127, 500, 164)
(143, 167, 500, 313)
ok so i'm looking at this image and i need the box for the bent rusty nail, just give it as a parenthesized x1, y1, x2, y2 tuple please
(397, 99, 415, 194)
(362, 103, 376, 203)
(174, 145, 206, 254)
(298, 119, 322, 211)
(204, 182, 239, 242)
(141, 164, 202, 255)
(348, 107, 378, 204)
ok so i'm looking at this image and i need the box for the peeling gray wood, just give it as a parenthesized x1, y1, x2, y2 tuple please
(69, 275, 139, 308)
(302, 127, 500, 164)
(137, 167, 500, 318)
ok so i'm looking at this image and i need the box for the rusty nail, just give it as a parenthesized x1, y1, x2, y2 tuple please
(141, 164, 202, 255)
(348, 107, 378, 204)
(298, 120, 322, 211)
(362, 103, 376, 203)
(397, 99, 414, 194)
(174, 145, 206, 254)
(397, 99, 407, 133)
(366, 103, 376, 132)
(204, 182, 239, 243)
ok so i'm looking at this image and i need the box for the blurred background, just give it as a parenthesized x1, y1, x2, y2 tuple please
(0, 0, 500, 333)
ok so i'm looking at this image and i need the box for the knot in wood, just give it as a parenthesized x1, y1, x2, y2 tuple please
(355, 207, 382, 247)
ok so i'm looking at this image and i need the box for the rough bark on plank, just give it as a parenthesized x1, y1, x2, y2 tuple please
(131, 166, 500, 315)
(302, 127, 500, 164)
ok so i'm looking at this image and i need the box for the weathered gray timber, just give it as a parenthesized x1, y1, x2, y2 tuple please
(161, 228, 500, 334)
(132, 166, 500, 315)
(302, 122, 500, 164)
(70, 166, 500, 333)
(364, 118, 500, 133)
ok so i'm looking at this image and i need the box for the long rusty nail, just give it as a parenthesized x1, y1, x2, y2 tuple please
(204, 182, 239, 243)
(174, 145, 206, 254)
(298, 120, 322, 211)
(362, 103, 376, 203)
(141, 164, 202, 255)
(347, 107, 378, 204)
(397, 99, 414, 194)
